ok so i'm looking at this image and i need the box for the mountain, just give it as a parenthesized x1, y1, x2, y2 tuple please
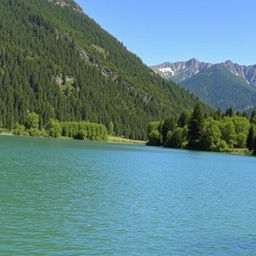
(152, 59, 212, 82)
(152, 59, 256, 111)
(0, 0, 205, 140)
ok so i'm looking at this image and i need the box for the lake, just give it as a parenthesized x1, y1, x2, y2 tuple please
(1, 136, 256, 256)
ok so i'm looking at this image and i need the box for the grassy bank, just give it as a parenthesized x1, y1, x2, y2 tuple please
(107, 136, 146, 145)
(0, 130, 146, 145)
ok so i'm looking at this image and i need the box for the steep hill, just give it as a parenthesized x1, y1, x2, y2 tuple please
(0, 0, 203, 139)
(152, 59, 256, 111)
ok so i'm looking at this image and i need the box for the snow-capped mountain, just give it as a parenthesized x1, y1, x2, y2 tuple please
(152, 58, 212, 82)
(151, 59, 256, 111)
(152, 59, 256, 86)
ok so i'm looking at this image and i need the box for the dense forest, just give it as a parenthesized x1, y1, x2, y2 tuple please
(147, 104, 256, 155)
(0, 0, 208, 140)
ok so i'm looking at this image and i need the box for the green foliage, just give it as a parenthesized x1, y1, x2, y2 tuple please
(161, 117, 177, 144)
(230, 116, 250, 148)
(250, 110, 256, 124)
(225, 108, 234, 117)
(148, 107, 253, 154)
(178, 111, 190, 127)
(212, 139, 230, 152)
(165, 127, 187, 148)
(147, 130, 162, 146)
(29, 128, 41, 137)
(219, 117, 236, 148)
(199, 117, 229, 152)
(60, 121, 108, 141)
(7, 112, 108, 141)
(13, 124, 28, 136)
(253, 137, 256, 156)
(200, 118, 221, 151)
(246, 125, 255, 151)
(107, 121, 114, 136)
(46, 119, 61, 138)
(187, 103, 204, 150)
(147, 121, 162, 146)
(25, 112, 39, 130)
(74, 129, 88, 140)
(147, 121, 161, 134)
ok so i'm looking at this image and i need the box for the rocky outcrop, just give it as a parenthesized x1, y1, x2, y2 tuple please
(48, 0, 83, 13)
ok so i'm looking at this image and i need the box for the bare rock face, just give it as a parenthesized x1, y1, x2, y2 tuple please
(48, 0, 83, 13)
(223, 60, 256, 85)
(151, 59, 212, 82)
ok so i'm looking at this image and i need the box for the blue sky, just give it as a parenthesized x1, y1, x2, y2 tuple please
(76, 0, 256, 66)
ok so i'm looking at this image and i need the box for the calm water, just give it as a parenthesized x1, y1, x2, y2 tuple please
(1, 136, 256, 256)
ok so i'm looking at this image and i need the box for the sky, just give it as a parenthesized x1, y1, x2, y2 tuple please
(75, 0, 256, 66)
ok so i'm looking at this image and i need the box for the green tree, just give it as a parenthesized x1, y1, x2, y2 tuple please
(46, 119, 61, 138)
(161, 117, 176, 144)
(212, 108, 222, 120)
(147, 121, 161, 134)
(231, 116, 250, 148)
(225, 108, 234, 117)
(25, 112, 39, 129)
(246, 125, 255, 151)
(178, 111, 190, 127)
(13, 124, 27, 136)
(242, 112, 249, 119)
(219, 117, 236, 148)
(165, 127, 187, 148)
(200, 118, 222, 151)
(187, 103, 204, 150)
(147, 130, 162, 146)
(250, 110, 256, 124)
(74, 129, 88, 140)
(253, 136, 256, 156)
(107, 121, 114, 136)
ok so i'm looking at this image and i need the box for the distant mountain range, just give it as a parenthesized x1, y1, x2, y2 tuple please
(152, 59, 256, 111)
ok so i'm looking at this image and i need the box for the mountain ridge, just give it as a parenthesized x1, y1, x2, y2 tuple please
(152, 59, 256, 111)
(152, 59, 256, 86)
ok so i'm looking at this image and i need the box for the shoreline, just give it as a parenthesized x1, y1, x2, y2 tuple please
(0, 133, 251, 155)
(0, 133, 146, 145)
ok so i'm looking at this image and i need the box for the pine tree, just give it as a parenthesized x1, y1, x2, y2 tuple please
(225, 108, 234, 117)
(252, 136, 256, 156)
(178, 111, 190, 127)
(161, 117, 176, 143)
(250, 110, 256, 124)
(246, 125, 255, 151)
(187, 103, 204, 150)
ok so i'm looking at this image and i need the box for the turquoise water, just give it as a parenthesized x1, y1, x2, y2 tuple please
(1, 136, 256, 255)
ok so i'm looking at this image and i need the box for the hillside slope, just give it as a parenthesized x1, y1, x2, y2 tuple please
(0, 0, 204, 139)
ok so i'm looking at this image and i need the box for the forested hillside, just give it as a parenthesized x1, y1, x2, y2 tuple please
(0, 0, 205, 139)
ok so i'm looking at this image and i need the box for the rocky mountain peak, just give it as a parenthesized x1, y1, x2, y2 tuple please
(151, 59, 212, 82)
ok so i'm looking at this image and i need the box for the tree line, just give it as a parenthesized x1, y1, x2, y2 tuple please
(147, 104, 256, 155)
(8, 112, 108, 141)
